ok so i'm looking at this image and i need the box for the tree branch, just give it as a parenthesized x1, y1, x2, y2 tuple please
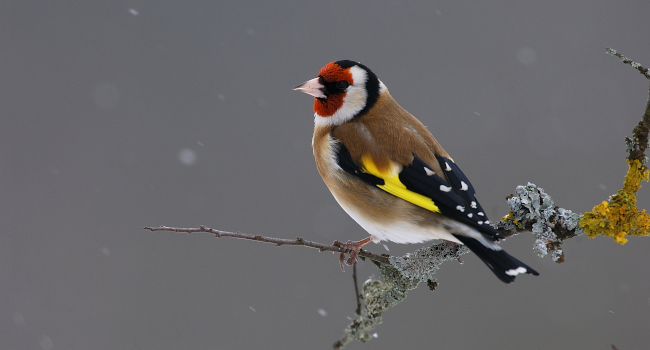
(606, 48, 650, 163)
(495, 49, 650, 260)
(606, 48, 650, 80)
(143, 225, 468, 348)
(578, 49, 650, 245)
(142, 225, 390, 265)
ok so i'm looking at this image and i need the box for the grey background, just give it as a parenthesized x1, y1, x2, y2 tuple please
(2, 1, 650, 349)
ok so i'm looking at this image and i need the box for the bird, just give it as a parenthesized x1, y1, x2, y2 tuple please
(293, 60, 539, 283)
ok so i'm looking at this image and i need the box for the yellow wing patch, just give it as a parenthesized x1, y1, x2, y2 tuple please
(360, 154, 440, 213)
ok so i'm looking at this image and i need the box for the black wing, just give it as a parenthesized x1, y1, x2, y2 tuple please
(335, 143, 537, 283)
(336, 145, 503, 241)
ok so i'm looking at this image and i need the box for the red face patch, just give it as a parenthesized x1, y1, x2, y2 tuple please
(313, 62, 353, 117)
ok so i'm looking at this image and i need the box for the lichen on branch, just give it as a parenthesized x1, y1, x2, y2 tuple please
(578, 48, 650, 245)
(580, 159, 650, 244)
(334, 242, 467, 349)
(496, 183, 582, 263)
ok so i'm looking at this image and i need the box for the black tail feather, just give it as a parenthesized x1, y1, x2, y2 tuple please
(453, 234, 539, 283)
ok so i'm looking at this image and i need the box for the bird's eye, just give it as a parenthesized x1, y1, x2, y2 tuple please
(336, 81, 349, 91)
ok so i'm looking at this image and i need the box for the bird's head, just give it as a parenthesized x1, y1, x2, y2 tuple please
(294, 60, 384, 126)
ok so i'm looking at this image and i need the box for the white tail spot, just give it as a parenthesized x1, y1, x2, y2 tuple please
(505, 266, 527, 276)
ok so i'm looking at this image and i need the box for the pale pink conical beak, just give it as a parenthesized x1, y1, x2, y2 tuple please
(293, 77, 326, 99)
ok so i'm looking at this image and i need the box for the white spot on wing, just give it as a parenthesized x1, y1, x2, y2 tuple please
(424, 167, 435, 176)
(456, 205, 465, 212)
(505, 266, 527, 276)
(470, 201, 477, 208)
(445, 162, 451, 171)
(478, 221, 483, 225)
(460, 181, 469, 191)
(478, 212, 484, 216)
(440, 185, 452, 192)
(467, 213, 473, 218)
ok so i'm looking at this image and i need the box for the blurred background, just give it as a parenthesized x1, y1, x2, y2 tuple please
(2, 1, 650, 349)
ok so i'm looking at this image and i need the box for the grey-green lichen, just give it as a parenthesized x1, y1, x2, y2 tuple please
(334, 242, 467, 349)
(334, 266, 411, 348)
(389, 242, 470, 281)
(497, 183, 583, 262)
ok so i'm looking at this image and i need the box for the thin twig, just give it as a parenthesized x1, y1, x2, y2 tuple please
(143, 225, 390, 265)
(606, 48, 650, 80)
(352, 263, 362, 315)
(606, 49, 650, 163)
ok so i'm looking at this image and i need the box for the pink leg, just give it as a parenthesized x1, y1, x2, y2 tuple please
(333, 236, 373, 270)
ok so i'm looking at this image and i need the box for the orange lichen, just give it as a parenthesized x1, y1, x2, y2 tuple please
(501, 211, 522, 229)
(580, 159, 650, 244)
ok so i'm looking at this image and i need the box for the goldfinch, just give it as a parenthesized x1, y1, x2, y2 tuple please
(294, 60, 539, 283)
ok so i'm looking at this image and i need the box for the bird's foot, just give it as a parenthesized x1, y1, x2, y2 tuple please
(333, 236, 373, 271)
